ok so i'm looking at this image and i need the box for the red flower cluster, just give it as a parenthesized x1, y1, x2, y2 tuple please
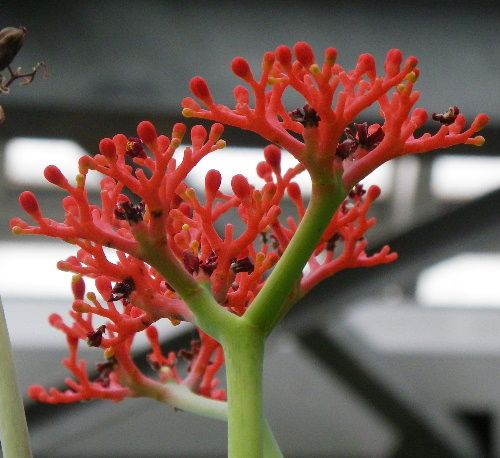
(11, 42, 487, 406)
(183, 42, 488, 187)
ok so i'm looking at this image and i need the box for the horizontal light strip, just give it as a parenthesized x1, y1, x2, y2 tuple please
(3, 137, 100, 189)
(431, 155, 500, 200)
(416, 253, 500, 307)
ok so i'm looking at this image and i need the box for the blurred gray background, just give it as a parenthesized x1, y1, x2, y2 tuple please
(0, 1, 499, 457)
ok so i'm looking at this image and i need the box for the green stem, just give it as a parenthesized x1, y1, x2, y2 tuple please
(223, 323, 267, 458)
(163, 384, 282, 457)
(0, 298, 32, 458)
(245, 174, 347, 334)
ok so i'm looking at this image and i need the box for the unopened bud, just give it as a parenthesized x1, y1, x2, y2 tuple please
(137, 120, 157, 145)
(294, 41, 315, 68)
(205, 169, 222, 194)
(275, 45, 292, 67)
(231, 174, 251, 199)
(232, 57, 253, 81)
(44, 165, 68, 188)
(99, 138, 116, 158)
(19, 191, 40, 217)
(190, 76, 213, 104)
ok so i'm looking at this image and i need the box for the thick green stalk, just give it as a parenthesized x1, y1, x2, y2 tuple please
(222, 322, 266, 458)
(163, 384, 282, 457)
(245, 173, 347, 334)
(0, 298, 32, 458)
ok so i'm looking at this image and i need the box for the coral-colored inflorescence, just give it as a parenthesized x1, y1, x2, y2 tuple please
(12, 42, 487, 406)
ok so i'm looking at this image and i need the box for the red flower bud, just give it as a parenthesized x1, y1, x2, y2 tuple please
(232, 57, 252, 80)
(44, 165, 69, 188)
(48, 313, 63, 328)
(385, 49, 403, 77)
(231, 174, 251, 199)
(205, 169, 222, 195)
(28, 385, 44, 401)
(234, 85, 250, 104)
(157, 135, 170, 152)
(209, 123, 224, 142)
(294, 41, 315, 68)
(190, 76, 213, 104)
(324, 47, 337, 65)
(172, 123, 187, 141)
(137, 121, 157, 145)
(191, 125, 207, 147)
(71, 275, 85, 300)
(287, 182, 302, 201)
(357, 54, 375, 76)
(263, 144, 281, 170)
(262, 52, 275, 71)
(19, 191, 40, 217)
(275, 45, 292, 67)
(95, 276, 112, 300)
(411, 108, 428, 126)
(99, 138, 116, 158)
(256, 161, 272, 180)
(471, 113, 490, 132)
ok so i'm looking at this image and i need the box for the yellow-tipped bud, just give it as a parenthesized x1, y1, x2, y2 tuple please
(404, 71, 418, 83)
(104, 347, 115, 359)
(215, 139, 226, 150)
(309, 64, 321, 75)
(469, 136, 486, 146)
(185, 188, 196, 200)
(397, 83, 407, 93)
(72, 302, 90, 313)
(268, 77, 284, 85)
(256, 252, 266, 265)
(86, 291, 97, 301)
(76, 174, 85, 188)
(182, 223, 190, 231)
(11, 226, 23, 235)
(190, 240, 200, 254)
(182, 108, 194, 118)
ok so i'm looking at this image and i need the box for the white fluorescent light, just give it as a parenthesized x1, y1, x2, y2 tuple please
(0, 241, 77, 300)
(4, 137, 100, 189)
(431, 155, 500, 200)
(416, 253, 500, 307)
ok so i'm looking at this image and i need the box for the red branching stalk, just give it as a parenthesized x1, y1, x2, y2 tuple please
(183, 42, 488, 187)
(11, 43, 488, 409)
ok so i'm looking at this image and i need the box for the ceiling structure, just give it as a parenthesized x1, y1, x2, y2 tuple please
(0, 1, 499, 457)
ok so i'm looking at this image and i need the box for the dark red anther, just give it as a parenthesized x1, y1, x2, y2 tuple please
(326, 233, 342, 251)
(87, 325, 106, 347)
(336, 123, 384, 159)
(125, 137, 147, 159)
(200, 251, 218, 276)
(94, 357, 117, 387)
(432, 106, 460, 125)
(114, 201, 145, 224)
(182, 251, 200, 275)
(289, 104, 321, 128)
(349, 183, 366, 200)
(231, 257, 254, 274)
(109, 277, 135, 302)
